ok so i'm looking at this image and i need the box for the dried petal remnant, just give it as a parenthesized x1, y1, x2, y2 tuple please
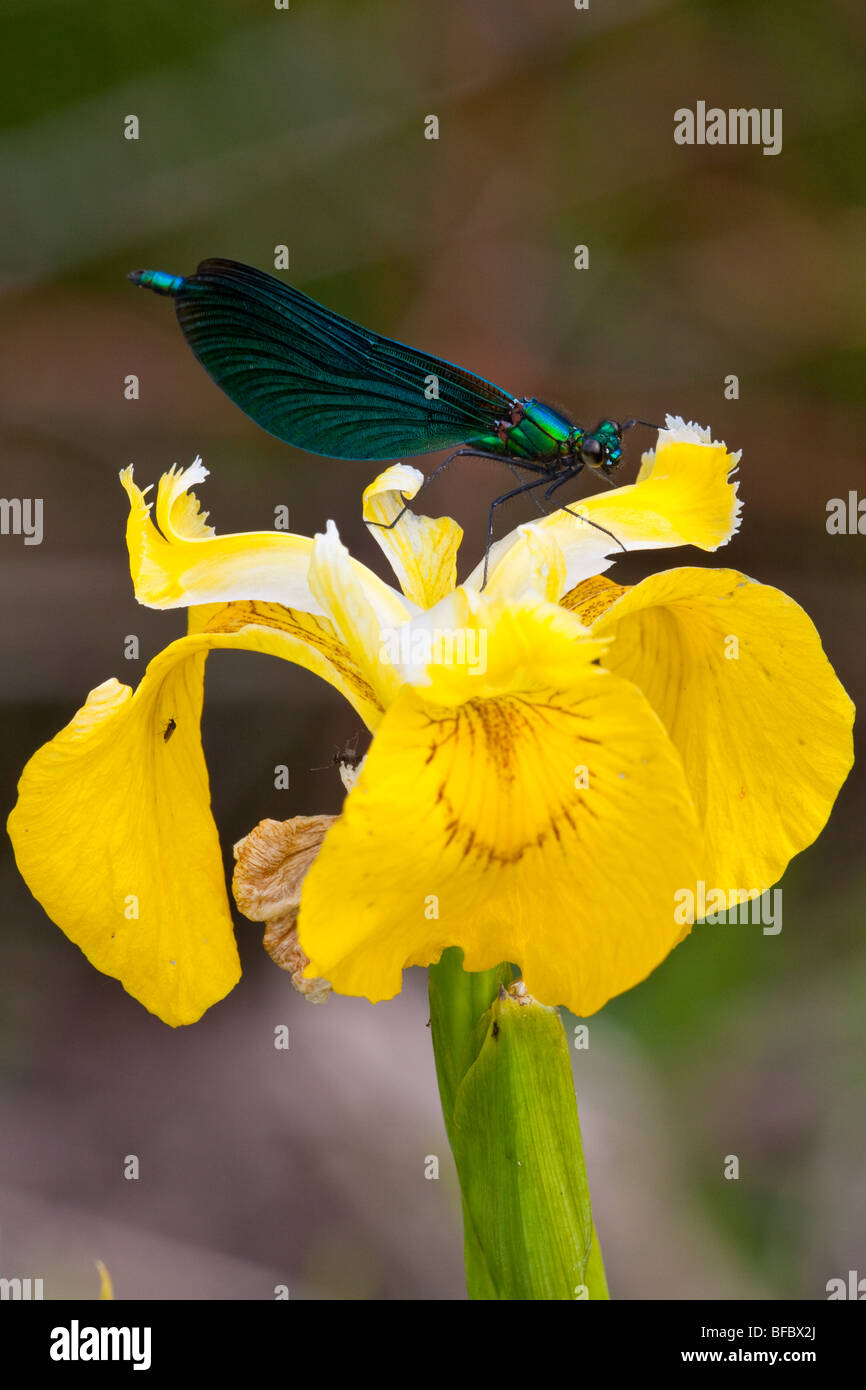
(233, 816, 335, 1002)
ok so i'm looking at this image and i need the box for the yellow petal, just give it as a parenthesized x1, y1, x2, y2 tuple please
(376, 586, 479, 690)
(468, 416, 741, 597)
(561, 574, 627, 626)
(123, 460, 355, 616)
(8, 611, 382, 1026)
(363, 464, 463, 609)
(375, 582, 598, 697)
(8, 642, 238, 1027)
(577, 567, 855, 890)
(308, 521, 413, 708)
(298, 603, 702, 1016)
(481, 522, 568, 605)
(421, 588, 598, 702)
(194, 599, 383, 730)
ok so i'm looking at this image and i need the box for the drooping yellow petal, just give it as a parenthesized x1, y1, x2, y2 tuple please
(8, 642, 236, 1027)
(468, 416, 741, 598)
(298, 601, 702, 1017)
(568, 567, 855, 891)
(363, 464, 463, 609)
(7, 610, 382, 1026)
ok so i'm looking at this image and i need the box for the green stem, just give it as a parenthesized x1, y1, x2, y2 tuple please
(429, 947, 609, 1301)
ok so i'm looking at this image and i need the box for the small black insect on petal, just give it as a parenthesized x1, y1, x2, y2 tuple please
(163, 718, 177, 742)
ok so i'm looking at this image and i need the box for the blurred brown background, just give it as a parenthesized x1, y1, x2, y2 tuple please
(0, 0, 864, 1299)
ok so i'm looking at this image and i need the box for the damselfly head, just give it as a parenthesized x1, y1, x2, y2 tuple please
(580, 419, 624, 472)
(581, 418, 658, 474)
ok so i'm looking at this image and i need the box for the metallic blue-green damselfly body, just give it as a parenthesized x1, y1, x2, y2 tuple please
(129, 260, 653, 578)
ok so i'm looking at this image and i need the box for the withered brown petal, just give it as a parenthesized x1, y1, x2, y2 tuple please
(233, 815, 336, 1002)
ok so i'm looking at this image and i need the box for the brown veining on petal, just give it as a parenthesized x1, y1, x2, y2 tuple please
(421, 694, 593, 868)
(561, 574, 628, 625)
(233, 814, 336, 1003)
(202, 600, 381, 712)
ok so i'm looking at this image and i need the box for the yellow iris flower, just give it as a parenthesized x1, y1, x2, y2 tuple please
(8, 419, 853, 1025)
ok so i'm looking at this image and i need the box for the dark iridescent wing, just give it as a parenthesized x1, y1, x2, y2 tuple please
(170, 259, 515, 460)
